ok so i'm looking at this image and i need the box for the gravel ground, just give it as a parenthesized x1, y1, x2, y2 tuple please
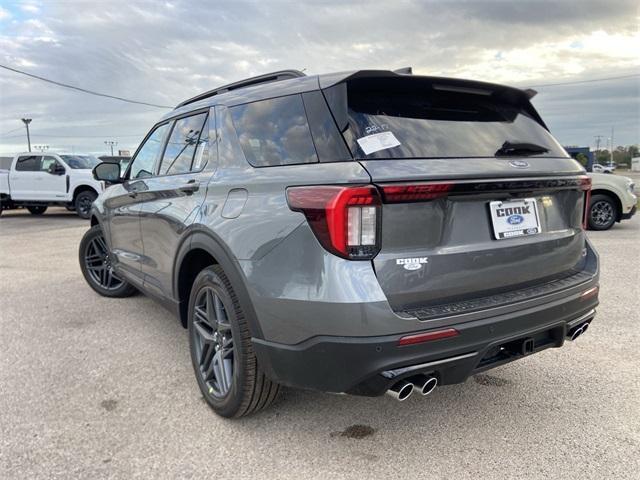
(1, 207, 638, 479)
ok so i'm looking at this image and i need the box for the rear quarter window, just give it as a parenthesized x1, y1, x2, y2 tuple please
(230, 95, 318, 167)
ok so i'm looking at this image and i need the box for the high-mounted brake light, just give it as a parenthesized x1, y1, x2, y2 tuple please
(287, 185, 381, 260)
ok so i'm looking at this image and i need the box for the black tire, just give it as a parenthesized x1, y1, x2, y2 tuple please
(188, 265, 279, 418)
(79, 225, 137, 297)
(75, 190, 98, 219)
(66, 205, 76, 211)
(27, 206, 47, 215)
(588, 194, 618, 231)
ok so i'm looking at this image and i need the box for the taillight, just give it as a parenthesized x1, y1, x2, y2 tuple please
(580, 176, 592, 229)
(286, 185, 381, 260)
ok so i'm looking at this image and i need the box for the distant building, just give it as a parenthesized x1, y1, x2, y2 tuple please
(563, 146, 594, 170)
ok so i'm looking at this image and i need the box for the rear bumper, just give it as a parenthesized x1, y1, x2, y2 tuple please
(253, 286, 599, 396)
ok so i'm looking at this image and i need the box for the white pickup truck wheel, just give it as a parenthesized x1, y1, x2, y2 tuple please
(75, 190, 98, 219)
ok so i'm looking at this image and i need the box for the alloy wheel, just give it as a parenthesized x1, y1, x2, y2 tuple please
(590, 200, 614, 228)
(84, 233, 124, 290)
(78, 195, 94, 217)
(192, 286, 235, 398)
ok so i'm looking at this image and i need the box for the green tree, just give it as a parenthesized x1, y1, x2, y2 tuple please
(575, 153, 588, 166)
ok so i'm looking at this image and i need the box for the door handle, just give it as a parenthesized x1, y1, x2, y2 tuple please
(179, 180, 200, 194)
(128, 191, 138, 198)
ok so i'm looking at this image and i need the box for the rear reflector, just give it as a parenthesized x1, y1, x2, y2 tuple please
(580, 285, 599, 301)
(287, 185, 381, 259)
(398, 328, 459, 346)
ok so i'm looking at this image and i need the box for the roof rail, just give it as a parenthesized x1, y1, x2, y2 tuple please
(175, 69, 306, 109)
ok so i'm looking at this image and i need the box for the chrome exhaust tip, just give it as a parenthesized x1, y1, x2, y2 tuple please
(570, 326, 584, 341)
(386, 380, 414, 401)
(411, 376, 438, 396)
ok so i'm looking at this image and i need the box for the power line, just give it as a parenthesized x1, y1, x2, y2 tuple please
(0, 132, 145, 139)
(0, 126, 24, 136)
(0, 64, 173, 109)
(527, 73, 639, 88)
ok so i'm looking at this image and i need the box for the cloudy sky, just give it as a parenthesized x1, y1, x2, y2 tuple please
(0, 0, 638, 156)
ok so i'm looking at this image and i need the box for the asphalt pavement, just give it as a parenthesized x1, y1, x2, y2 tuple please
(1, 207, 638, 479)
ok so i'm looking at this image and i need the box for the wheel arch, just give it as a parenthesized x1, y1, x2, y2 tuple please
(173, 229, 264, 339)
(72, 184, 99, 203)
(591, 188, 622, 221)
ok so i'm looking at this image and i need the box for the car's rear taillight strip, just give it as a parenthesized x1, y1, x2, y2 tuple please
(379, 175, 591, 204)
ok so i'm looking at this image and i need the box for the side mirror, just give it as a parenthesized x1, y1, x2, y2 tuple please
(93, 162, 121, 183)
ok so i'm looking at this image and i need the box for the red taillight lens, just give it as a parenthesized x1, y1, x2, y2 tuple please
(580, 176, 592, 230)
(397, 328, 459, 346)
(380, 183, 453, 203)
(287, 185, 381, 259)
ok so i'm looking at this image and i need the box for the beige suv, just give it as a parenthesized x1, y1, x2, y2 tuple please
(587, 172, 637, 230)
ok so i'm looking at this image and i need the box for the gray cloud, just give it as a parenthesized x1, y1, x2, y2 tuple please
(0, 0, 637, 155)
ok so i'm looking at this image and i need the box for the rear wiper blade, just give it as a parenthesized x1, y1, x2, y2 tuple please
(495, 141, 549, 157)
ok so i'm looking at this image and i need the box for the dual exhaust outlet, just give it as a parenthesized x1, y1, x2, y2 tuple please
(568, 321, 591, 341)
(386, 375, 438, 402)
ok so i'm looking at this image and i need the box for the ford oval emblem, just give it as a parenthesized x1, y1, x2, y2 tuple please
(403, 262, 422, 271)
(509, 160, 529, 168)
(507, 214, 524, 225)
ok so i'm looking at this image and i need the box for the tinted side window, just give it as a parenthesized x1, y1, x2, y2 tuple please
(158, 112, 207, 176)
(15, 155, 41, 171)
(302, 91, 351, 162)
(230, 95, 318, 167)
(130, 124, 169, 179)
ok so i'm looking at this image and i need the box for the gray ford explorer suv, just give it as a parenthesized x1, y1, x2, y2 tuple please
(81, 69, 600, 417)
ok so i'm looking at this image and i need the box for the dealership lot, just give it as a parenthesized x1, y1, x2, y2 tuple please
(1, 209, 638, 479)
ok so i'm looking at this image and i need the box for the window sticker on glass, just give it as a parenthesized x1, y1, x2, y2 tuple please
(356, 131, 401, 155)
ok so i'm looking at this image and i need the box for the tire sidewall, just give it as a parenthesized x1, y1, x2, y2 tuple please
(588, 194, 617, 231)
(187, 267, 247, 417)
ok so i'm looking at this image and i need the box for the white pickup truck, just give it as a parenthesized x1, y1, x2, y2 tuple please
(0, 152, 104, 219)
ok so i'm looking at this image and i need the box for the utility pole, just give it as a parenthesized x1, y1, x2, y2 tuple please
(594, 135, 603, 153)
(104, 140, 117, 156)
(610, 126, 615, 165)
(21, 118, 32, 152)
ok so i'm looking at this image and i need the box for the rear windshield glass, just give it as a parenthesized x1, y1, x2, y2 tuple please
(324, 78, 567, 159)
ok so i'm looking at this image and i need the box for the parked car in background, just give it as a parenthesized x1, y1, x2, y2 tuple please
(587, 172, 637, 230)
(0, 152, 104, 218)
(591, 163, 615, 174)
(80, 69, 600, 417)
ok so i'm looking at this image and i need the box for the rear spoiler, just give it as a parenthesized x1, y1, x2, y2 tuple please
(319, 69, 547, 130)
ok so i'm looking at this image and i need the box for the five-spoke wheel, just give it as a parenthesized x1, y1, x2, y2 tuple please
(188, 265, 279, 417)
(192, 286, 235, 398)
(79, 225, 137, 297)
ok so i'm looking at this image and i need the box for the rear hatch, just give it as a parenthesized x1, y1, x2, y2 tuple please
(322, 72, 589, 312)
